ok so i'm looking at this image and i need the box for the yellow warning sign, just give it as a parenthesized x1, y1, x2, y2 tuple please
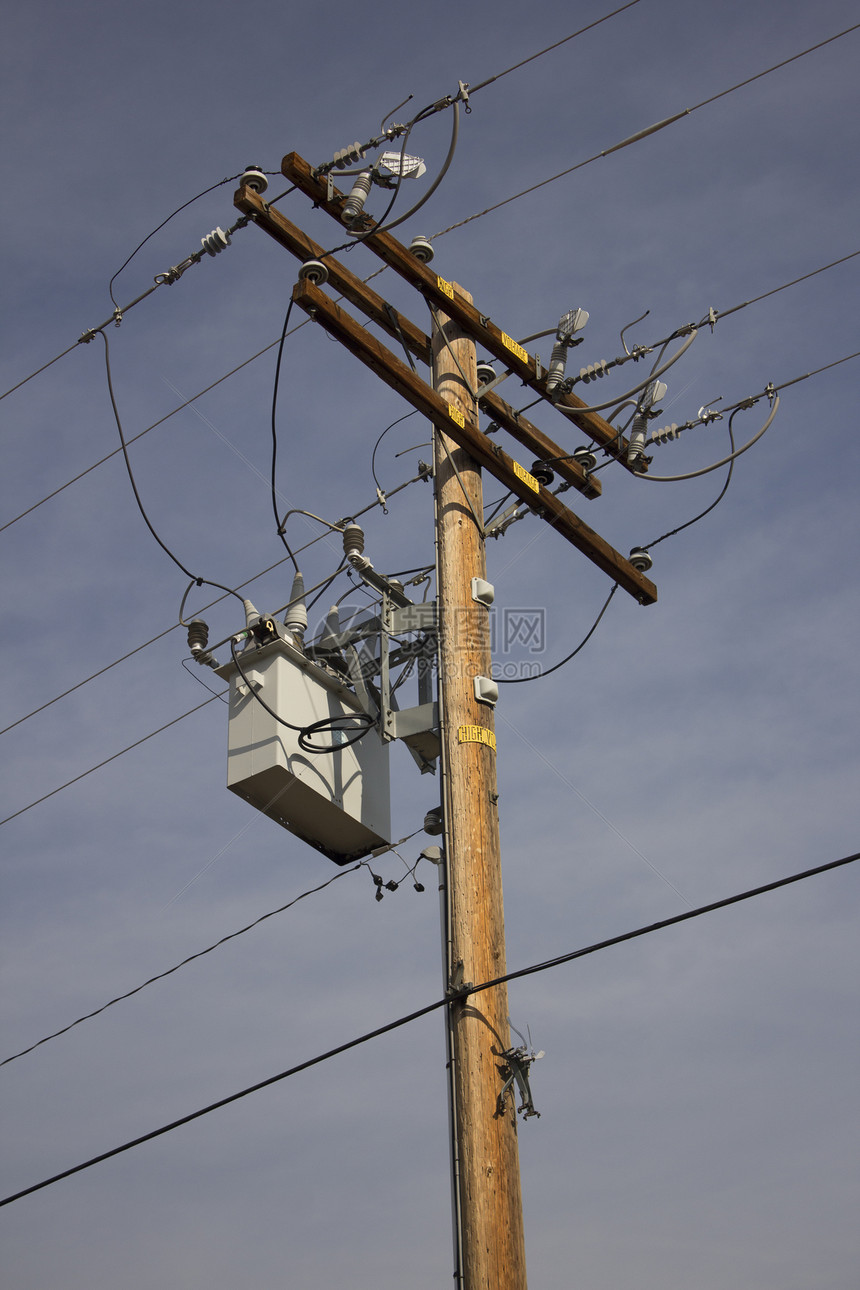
(458, 725, 496, 750)
(447, 404, 466, 428)
(436, 276, 455, 300)
(513, 461, 540, 493)
(501, 332, 529, 365)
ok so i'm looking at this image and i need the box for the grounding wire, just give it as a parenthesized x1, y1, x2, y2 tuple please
(101, 330, 246, 609)
(2, 847, 856, 1210)
(433, 21, 860, 238)
(496, 583, 619, 684)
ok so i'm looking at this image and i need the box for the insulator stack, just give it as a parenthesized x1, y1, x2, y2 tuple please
(579, 360, 610, 383)
(187, 619, 210, 655)
(627, 413, 649, 465)
(545, 339, 569, 392)
(284, 571, 308, 639)
(650, 423, 681, 445)
(342, 171, 373, 224)
(342, 522, 371, 570)
(332, 142, 366, 169)
(201, 227, 231, 256)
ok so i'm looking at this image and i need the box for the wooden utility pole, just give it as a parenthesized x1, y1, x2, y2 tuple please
(237, 156, 657, 1288)
(433, 286, 528, 1289)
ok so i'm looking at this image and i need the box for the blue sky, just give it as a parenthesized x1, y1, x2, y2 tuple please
(2, 2, 859, 1287)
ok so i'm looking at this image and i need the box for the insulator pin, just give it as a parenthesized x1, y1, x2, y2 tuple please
(201, 227, 231, 256)
(573, 446, 597, 471)
(297, 259, 329, 286)
(239, 165, 268, 194)
(628, 547, 653, 573)
(408, 234, 435, 263)
(531, 460, 554, 487)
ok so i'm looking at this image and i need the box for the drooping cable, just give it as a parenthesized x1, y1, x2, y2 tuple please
(108, 172, 246, 306)
(433, 21, 860, 238)
(496, 583, 618, 684)
(2, 847, 856, 1210)
(635, 393, 779, 482)
(1, 470, 428, 741)
(640, 411, 738, 550)
(270, 297, 300, 571)
(101, 329, 245, 607)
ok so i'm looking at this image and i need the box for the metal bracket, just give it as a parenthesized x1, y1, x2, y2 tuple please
(498, 1046, 541, 1120)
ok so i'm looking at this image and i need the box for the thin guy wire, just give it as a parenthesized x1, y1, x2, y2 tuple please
(433, 21, 860, 237)
(2, 848, 856, 1209)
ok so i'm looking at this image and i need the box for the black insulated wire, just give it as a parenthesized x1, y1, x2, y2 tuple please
(2, 848, 856, 1210)
(101, 331, 245, 610)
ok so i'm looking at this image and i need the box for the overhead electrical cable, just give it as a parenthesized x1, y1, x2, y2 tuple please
(466, 0, 643, 94)
(2, 848, 856, 1209)
(1, 865, 363, 1067)
(108, 171, 244, 307)
(6, 243, 854, 538)
(0, 469, 428, 741)
(1, 825, 425, 1068)
(101, 330, 246, 608)
(496, 583, 619, 684)
(433, 21, 860, 237)
(0, 697, 218, 829)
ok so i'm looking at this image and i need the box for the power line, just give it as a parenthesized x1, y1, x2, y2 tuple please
(1, 865, 362, 1067)
(1, 827, 425, 1068)
(2, 847, 856, 1210)
(433, 21, 860, 237)
(468, 0, 643, 94)
(0, 470, 426, 741)
(0, 697, 218, 829)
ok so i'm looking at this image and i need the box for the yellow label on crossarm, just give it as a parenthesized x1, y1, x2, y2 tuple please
(501, 332, 529, 365)
(436, 276, 455, 299)
(513, 460, 540, 493)
(447, 404, 466, 428)
(458, 725, 496, 750)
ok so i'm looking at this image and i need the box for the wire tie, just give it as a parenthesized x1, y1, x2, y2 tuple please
(113, 308, 123, 328)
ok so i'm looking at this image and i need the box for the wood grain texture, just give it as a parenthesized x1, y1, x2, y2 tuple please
(433, 285, 528, 1290)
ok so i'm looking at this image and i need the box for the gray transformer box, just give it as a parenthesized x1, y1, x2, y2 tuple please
(216, 636, 391, 864)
